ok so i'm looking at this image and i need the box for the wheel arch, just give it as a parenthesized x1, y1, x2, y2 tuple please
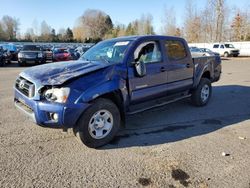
(76, 80, 127, 127)
(96, 90, 126, 127)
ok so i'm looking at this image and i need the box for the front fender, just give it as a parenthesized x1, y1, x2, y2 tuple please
(76, 78, 128, 103)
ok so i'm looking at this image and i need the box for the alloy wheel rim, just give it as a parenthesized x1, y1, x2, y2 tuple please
(88, 109, 113, 139)
(201, 84, 210, 102)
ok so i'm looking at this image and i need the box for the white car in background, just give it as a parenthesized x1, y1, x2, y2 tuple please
(189, 47, 206, 57)
(212, 43, 240, 57)
(200, 48, 220, 56)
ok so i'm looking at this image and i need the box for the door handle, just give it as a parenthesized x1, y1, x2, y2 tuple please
(186, 63, 191, 68)
(160, 67, 166, 72)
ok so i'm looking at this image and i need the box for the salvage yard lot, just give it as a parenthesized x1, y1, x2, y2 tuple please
(1, 58, 250, 188)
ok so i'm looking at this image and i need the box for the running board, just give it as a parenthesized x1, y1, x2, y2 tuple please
(127, 94, 191, 115)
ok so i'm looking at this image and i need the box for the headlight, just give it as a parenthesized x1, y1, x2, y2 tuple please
(38, 52, 43, 58)
(18, 53, 24, 58)
(44, 87, 70, 103)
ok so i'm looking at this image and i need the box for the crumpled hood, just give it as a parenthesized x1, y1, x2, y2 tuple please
(21, 60, 109, 85)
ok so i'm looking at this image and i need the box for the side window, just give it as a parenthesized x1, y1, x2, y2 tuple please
(220, 45, 224, 49)
(213, 44, 219, 48)
(165, 40, 187, 61)
(134, 41, 162, 64)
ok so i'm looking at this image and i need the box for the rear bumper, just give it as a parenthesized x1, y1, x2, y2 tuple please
(14, 89, 90, 128)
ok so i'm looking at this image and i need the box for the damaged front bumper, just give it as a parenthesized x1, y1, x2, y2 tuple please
(14, 89, 89, 128)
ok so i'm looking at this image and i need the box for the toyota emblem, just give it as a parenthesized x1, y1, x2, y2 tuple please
(19, 80, 26, 89)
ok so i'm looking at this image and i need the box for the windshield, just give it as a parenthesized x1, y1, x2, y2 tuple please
(54, 49, 68, 54)
(81, 40, 131, 63)
(225, 44, 235, 48)
(190, 47, 201, 52)
(23, 45, 41, 51)
(201, 48, 212, 53)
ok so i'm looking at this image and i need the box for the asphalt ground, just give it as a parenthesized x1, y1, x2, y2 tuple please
(0, 58, 250, 188)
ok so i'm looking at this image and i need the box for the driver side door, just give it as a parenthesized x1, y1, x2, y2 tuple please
(127, 40, 168, 104)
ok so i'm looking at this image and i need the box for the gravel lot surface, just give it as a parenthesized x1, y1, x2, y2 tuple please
(1, 58, 250, 188)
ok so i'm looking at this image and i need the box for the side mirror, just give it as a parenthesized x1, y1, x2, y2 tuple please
(134, 61, 146, 77)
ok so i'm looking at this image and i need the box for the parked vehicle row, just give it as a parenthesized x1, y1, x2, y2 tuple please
(0, 43, 93, 66)
(190, 43, 240, 58)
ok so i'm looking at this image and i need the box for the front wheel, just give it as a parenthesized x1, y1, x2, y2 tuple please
(191, 78, 212, 106)
(224, 52, 229, 57)
(74, 98, 121, 148)
(0, 58, 5, 67)
(18, 61, 26, 67)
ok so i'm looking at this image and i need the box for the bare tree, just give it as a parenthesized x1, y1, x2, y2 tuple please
(57, 28, 66, 41)
(0, 22, 7, 40)
(125, 14, 154, 36)
(162, 6, 178, 36)
(1, 15, 19, 40)
(73, 26, 86, 42)
(206, 0, 225, 42)
(214, 0, 225, 41)
(77, 9, 113, 41)
(200, 0, 216, 42)
(40, 21, 52, 41)
(24, 28, 35, 41)
(183, 0, 202, 42)
(104, 24, 127, 39)
(137, 14, 154, 35)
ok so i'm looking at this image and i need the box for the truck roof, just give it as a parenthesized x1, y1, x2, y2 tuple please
(105, 35, 185, 42)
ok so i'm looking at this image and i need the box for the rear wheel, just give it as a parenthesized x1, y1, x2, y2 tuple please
(191, 78, 212, 106)
(74, 98, 121, 148)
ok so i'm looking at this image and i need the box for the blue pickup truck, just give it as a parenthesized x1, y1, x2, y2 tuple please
(14, 35, 221, 148)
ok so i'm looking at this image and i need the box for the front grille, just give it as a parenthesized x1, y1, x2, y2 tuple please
(231, 50, 239, 53)
(15, 77, 35, 98)
(15, 99, 33, 114)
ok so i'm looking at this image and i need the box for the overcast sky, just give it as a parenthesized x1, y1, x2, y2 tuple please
(0, 0, 249, 34)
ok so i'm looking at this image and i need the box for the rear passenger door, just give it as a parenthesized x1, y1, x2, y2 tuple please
(164, 40, 194, 91)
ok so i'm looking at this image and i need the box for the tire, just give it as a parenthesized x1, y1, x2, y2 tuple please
(224, 52, 229, 57)
(18, 61, 26, 67)
(0, 58, 5, 67)
(74, 98, 121, 148)
(233, 55, 238, 57)
(191, 78, 212, 106)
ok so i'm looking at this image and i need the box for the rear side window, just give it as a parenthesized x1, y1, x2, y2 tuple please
(213, 44, 219, 48)
(165, 40, 187, 61)
(220, 45, 224, 49)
